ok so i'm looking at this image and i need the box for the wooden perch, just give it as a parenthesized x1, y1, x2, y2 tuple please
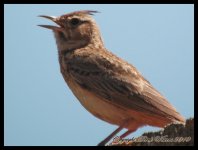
(109, 118, 194, 146)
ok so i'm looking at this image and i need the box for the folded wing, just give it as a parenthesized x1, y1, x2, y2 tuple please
(67, 51, 185, 126)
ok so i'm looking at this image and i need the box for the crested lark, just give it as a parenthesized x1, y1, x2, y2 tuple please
(39, 10, 185, 146)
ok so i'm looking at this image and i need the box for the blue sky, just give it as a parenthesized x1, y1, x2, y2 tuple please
(4, 4, 194, 146)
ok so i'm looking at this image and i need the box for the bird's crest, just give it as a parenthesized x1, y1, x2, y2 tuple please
(59, 10, 99, 20)
(69, 10, 99, 16)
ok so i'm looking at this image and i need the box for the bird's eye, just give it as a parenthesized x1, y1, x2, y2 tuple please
(69, 18, 80, 26)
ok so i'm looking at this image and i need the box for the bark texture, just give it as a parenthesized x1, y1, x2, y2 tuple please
(110, 118, 194, 146)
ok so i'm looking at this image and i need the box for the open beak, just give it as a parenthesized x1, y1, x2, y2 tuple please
(38, 15, 63, 31)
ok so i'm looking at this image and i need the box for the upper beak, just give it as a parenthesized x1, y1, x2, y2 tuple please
(38, 15, 63, 31)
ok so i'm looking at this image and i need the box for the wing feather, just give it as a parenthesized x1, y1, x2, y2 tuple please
(67, 52, 185, 124)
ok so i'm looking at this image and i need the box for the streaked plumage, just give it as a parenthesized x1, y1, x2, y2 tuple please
(39, 10, 185, 146)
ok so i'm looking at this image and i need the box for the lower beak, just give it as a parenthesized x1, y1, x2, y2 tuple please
(38, 15, 63, 31)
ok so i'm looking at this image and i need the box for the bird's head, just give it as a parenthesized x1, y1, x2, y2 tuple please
(39, 10, 104, 51)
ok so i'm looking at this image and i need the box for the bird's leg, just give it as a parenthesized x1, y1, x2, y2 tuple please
(118, 129, 137, 145)
(120, 130, 134, 139)
(97, 125, 124, 146)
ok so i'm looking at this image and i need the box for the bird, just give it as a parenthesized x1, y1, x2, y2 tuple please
(38, 10, 185, 146)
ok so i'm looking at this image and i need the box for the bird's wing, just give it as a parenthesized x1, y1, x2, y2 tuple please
(67, 51, 184, 124)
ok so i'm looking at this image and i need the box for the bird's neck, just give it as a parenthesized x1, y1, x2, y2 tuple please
(55, 32, 104, 52)
(87, 24, 105, 50)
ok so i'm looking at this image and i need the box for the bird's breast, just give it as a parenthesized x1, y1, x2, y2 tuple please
(66, 78, 132, 126)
